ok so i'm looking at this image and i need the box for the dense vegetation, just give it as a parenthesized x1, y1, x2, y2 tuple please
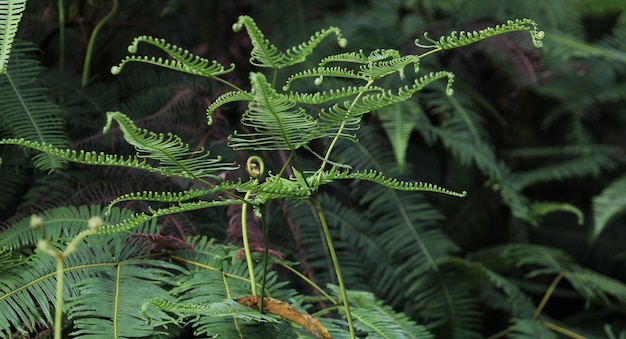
(1, 1, 626, 338)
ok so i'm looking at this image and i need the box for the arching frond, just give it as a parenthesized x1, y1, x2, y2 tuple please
(319, 50, 369, 66)
(98, 199, 242, 234)
(111, 35, 235, 77)
(415, 19, 544, 51)
(233, 15, 346, 69)
(528, 201, 584, 226)
(321, 168, 466, 197)
(206, 90, 252, 125)
(103, 111, 239, 179)
(283, 66, 366, 90)
(0, 205, 157, 250)
(0, 40, 69, 172)
(228, 72, 325, 151)
(287, 85, 382, 105)
(0, 0, 27, 73)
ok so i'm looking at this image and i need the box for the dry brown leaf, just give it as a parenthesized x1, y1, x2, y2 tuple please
(237, 295, 332, 339)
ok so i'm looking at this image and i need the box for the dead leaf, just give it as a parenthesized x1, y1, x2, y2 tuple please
(237, 295, 331, 339)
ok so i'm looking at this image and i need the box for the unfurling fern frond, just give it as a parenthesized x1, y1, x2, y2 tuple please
(206, 90, 252, 125)
(111, 35, 235, 77)
(228, 72, 326, 151)
(233, 15, 346, 69)
(0, 0, 27, 73)
(415, 18, 545, 52)
(287, 85, 383, 105)
(321, 168, 466, 197)
(103, 111, 239, 179)
(283, 66, 366, 90)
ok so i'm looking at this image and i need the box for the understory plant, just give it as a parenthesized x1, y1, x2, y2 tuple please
(2, 1, 626, 338)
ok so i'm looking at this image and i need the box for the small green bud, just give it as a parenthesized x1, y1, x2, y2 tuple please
(88, 216, 104, 231)
(30, 215, 43, 229)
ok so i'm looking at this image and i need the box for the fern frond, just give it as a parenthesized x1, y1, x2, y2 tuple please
(111, 35, 235, 77)
(318, 50, 369, 66)
(376, 101, 423, 170)
(319, 71, 454, 127)
(287, 85, 382, 105)
(0, 0, 27, 73)
(359, 55, 419, 81)
(229, 72, 326, 151)
(98, 199, 242, 234)
(340, 288, 434, 339)
(592, 174, 626, 241)
(233, 15, 346, 69)
(322, 168, 466, 197)
(0, 138, 194, 178)
(206, 90, 252, 125)
(0, 213, 160, 337)
(528, 201, 584, 226)
(0, 40, 69, 172)
(0, 205, 157, 250)
(283, 66, 366, 90)
(66, 258, 186, 338)
(142, 298, 277, 323)
(104, 111, 239, 179)
(416, 19, 544, 51)
(514, 154, 618, 189)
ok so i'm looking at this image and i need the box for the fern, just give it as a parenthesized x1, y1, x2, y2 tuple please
(0, 40, 69, 172)
(592, 175, 626, 241)
(111, 35, 235, 77)
(233, 15, 346, 69)
(0, 0, 27, 73)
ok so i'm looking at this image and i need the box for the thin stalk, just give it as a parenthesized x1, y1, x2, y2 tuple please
(82, 0, 119, 86)
(241, 156, 265, 299)
(312, 195, 355, 338)
(53, 257, 64, 339)
(57, 0, 66, 72)
(241, 191, 257, 297)
(534, 273, 563, 319)
(316, 80, 373, 183)
(259, 207, 269, 312)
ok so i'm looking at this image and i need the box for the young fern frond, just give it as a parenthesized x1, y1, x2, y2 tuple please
(98, 199, 243, 235)
(415, 18, 544, 52)
(233, 15, 346, 69)
(111, 35, 235, 77)
(321, 168, 467, 197)
(104, 111, 239, 179)
(206, 90, 252, 125)
(359, 55, 420, 81)
(528, 201, 584, 227)
(287, 85, 383, 105)
(0, 0, 27, 73)
(318, 71, 454, 127)
(228, 72, 325, 151)
(283, 66, 366, 90)
(0, 138, 197, 178)
(104, 184, 246, 215)
(318, 50, 369, 66)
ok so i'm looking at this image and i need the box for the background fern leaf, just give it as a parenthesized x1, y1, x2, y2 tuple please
(0, 0, 27, 73)
(0, 40, 69, 172)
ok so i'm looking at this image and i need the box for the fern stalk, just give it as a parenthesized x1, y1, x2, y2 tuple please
(82, 0, 119, 86)
(313, 197, 356, 338)
(241, 156, 264, 299)
(57, 0, 65, 72)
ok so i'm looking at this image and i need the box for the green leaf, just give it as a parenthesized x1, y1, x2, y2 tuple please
(0, 0, 27, 73)
(592, 174, 626, 241)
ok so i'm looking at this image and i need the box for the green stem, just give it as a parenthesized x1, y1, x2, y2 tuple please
(241, 191, 257, 297)
(259, 208, 269, 312)
(316, 80, 373, 183)
(82, 0, 119, 86)
(53, 256, 64, 339)
(313, 195, 355, 338)
(57, 0, 66, 72)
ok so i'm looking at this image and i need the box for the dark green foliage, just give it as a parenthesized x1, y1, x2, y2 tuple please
(0, 1, 625, 338)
